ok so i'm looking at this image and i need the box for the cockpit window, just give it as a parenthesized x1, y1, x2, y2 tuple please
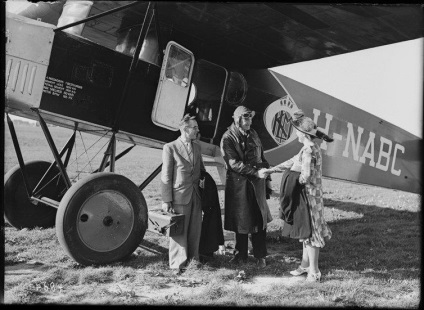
(151, 41, 194, 131)
(165, 46, 192, 87)
(225, 72, 247, 106)
(185, 60, 227, 139)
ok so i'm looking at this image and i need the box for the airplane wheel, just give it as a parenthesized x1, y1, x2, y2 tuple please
(4, 160, 64, 229)
(56, 172, 148, 266)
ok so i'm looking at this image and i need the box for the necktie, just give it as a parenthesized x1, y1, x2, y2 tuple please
(186, 142, 193, 163)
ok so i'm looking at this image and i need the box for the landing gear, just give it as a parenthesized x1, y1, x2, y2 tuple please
(55, 172, 148, 266)
(4, 160, 65, 229)
(5, 112, 150, 266)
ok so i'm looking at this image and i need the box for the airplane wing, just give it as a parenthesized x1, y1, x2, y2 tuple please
(11, 2, 423, 69)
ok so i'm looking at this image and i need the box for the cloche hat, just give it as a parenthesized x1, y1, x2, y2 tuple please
(291, 111, 318, 137)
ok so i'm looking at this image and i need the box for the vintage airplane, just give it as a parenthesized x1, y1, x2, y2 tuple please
(4, 1, 422, 265)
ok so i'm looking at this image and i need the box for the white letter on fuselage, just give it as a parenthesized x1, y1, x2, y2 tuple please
(390, 143, 404, 176)
(375, 136, 393, 172)
(342, 122, 364, 161)
(312, 109, 333, 151)
(359, 132, 376, 167)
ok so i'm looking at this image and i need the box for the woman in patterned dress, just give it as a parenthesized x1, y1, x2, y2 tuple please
(268, 111, 332, 282)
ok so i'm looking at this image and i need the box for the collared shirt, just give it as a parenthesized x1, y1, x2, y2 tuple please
(236, 125, 250, 151)
(238, 126, 250, 137)
(180, 137, 193, 163)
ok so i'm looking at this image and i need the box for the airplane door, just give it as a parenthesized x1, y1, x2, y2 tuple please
(151, 41, 194, 131)
(186, 60, 228, 141)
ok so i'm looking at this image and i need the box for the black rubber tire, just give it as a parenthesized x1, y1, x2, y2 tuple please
(55, 172, 148, 266)
(4, 160, 65, 229)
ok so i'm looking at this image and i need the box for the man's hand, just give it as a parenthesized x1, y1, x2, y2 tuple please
(162, 202, 174, 214)
(199, 177, 205, 189)
(263, 167, 281, 174)
(256, 168, 270, 179)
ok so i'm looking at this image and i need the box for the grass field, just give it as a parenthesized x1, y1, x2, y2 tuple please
(3, 124, 421, 306)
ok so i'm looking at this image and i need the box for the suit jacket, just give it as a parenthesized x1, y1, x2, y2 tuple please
(161, 138, 204, 205)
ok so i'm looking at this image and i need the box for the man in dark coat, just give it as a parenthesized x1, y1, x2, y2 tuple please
(220, 106, 273, 267)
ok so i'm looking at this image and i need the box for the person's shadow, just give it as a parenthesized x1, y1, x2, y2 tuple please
(259, 197, 420, 281)
(318, 198, 420, 280)
(122, 197, 420, 283)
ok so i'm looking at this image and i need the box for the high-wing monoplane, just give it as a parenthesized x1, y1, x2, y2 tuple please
(4, 1, 422, 265)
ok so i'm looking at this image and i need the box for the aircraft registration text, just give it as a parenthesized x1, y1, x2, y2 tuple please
(313, 109, 405, 177)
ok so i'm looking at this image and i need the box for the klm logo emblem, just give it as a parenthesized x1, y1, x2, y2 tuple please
(271, 111, 293, 143)
(263, 95, 298, 148)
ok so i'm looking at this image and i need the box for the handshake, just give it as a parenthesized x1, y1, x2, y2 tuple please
(255, 167, 281, 179)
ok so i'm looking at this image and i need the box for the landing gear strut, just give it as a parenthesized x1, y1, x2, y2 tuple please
(4, 160, 65, 229)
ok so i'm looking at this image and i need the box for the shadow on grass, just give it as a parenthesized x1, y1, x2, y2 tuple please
(315, 198, 419, 280)
(196, 197, 420, 281)
(112, 198, 421, 282)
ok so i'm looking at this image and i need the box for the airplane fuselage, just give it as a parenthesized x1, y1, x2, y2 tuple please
(5, 13, 421, 194)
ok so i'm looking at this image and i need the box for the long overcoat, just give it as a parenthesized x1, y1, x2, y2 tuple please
(199, 171, 224, 255)
(220, 123, 272, 234)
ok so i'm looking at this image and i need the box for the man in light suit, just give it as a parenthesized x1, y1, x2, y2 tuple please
(161, 114, 205, 274)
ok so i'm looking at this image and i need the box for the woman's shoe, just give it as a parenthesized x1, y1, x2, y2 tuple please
(289, 265, 309, 276)
(172, 268, 184, 276)
(306, 271, 321, 282)
(256, 258, 266, 268)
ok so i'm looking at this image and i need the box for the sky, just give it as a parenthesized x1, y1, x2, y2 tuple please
(271, 38, 423, 138)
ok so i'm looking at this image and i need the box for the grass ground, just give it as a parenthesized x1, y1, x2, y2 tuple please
(3, 125, 422, 306)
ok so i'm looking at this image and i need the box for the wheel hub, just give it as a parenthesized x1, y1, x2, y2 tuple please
(76, 190, 134, 252)
(103, 216, 113, 227)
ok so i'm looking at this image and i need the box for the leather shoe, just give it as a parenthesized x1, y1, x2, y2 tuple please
(256, 258, 266, 268)
(172, 268, 184, 276)
(199, 255, 211, 264)
(229, 255, 247, 265)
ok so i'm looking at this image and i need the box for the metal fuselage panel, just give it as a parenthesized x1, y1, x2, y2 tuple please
(38, 31, 180, 145)
(5, 14, 55, 113)
(4, 14, 180, 148)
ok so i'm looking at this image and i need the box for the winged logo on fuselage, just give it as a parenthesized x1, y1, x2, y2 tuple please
(263, 95, 298, 147)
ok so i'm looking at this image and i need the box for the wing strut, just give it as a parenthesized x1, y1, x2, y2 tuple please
(139, 164, 162, 191)
(32, 130, 76, 197)
(98, 132, 116, 172)
(112, 1, 155, 131)
(153, 3, 164, 65)
(93, 144, 136, 173)
(54, 1, 142, 33)
(6, 113, 75, 206)
(32, 108, 72, 189)
(6, 113, 33, 198)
